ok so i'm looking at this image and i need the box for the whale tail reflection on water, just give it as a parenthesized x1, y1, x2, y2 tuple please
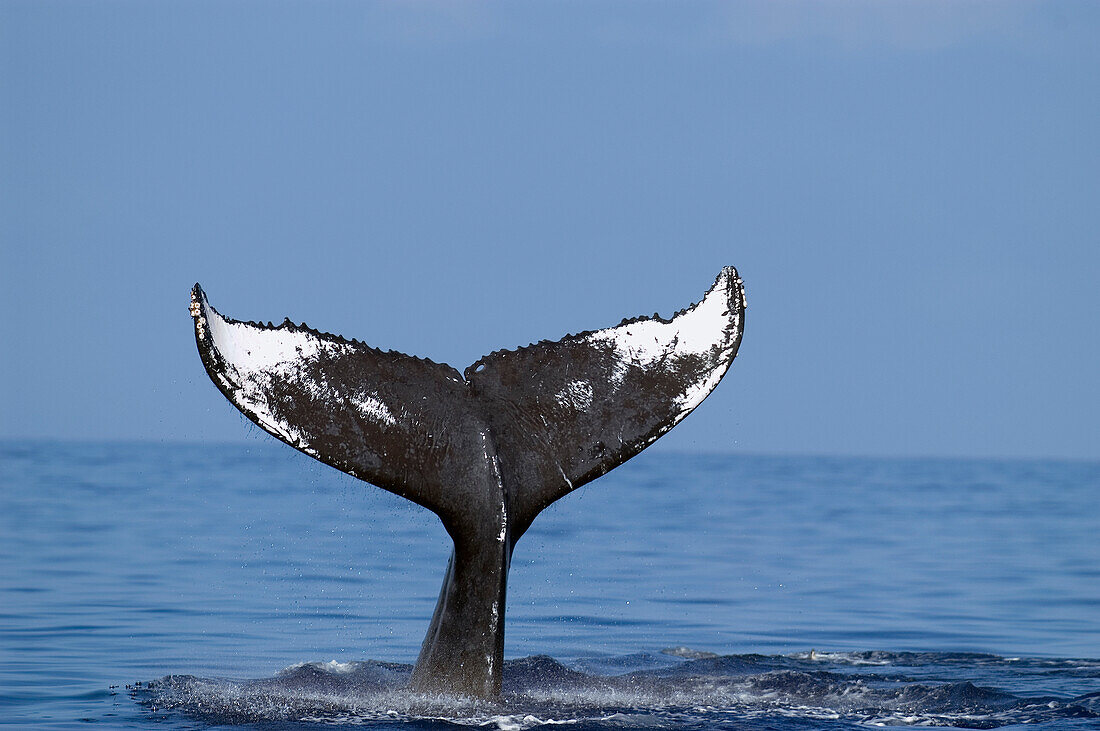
(189, 268, 745, 698)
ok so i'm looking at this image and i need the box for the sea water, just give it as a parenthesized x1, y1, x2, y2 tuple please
(1, 440, 1098, 728)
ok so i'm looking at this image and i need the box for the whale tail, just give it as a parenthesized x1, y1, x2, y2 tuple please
(190, 267, 745, 697)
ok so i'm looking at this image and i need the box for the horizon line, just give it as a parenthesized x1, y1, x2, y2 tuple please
(1, 436, 1096, 467)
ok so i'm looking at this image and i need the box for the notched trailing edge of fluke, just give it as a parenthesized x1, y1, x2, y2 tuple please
(194, 267, 745, 387)
(190, 283, 462, 375)
(464, 266, 745, 378)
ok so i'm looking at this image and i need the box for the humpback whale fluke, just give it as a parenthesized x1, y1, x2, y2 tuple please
(189, 267, 746, 698)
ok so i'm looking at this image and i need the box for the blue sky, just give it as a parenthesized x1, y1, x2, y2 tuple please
(2, 1, 1097, 459)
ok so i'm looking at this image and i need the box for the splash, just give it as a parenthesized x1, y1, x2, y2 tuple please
(134, 651, 1100, 728)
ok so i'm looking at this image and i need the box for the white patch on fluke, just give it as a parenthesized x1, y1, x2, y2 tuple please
(584, 268, 742, 413)
(193, 292, 372, 447)
(556, 464, 573, 490)
(205, 310, 334, 374)
(555, 380, 594, 411)
(354, 393, 398, 427)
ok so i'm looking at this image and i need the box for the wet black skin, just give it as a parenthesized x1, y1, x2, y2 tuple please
(190, 269, 745, 698)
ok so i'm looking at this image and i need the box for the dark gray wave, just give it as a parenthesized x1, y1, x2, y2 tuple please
(133, 650, 1100, 729)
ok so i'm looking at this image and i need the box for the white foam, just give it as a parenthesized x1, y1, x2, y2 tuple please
(279, 659, 359, 675)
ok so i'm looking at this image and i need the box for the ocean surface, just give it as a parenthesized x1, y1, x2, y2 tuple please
(1, 440, 1098, 729)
